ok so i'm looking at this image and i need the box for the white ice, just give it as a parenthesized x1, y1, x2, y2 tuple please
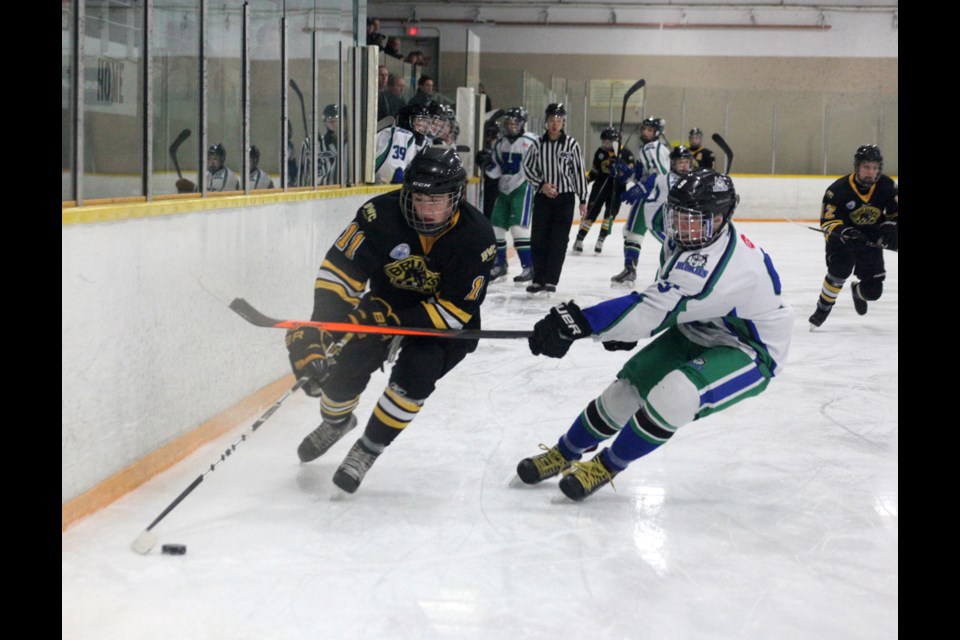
(62, 221, 897, 640)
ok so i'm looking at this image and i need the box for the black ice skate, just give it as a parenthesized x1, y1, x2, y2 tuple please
(594, 237, 605, 253)
(558, 454, 618, 501)
(489, 263, 509, 283)
(808, 305, 831, 330)
(852, 282, 868, 316)
(332, 439, 381, 493)
(517, 444, 575, 484)
(572, 239, 584, 254)
(297, 414, 358, 463)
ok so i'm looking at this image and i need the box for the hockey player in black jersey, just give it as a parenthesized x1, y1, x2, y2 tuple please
(809, 144, 898, 328)
(572, 127, 636, 254)
(285, 146, 497, 493)
(687, 127, 715, 170)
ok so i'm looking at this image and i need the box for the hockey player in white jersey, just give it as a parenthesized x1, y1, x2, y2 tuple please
(484, 107, 538, 283)
(248, 145, 275, 190)
(374, 103, 431, 184)
(611, 145, 693, 287)
(637, 117, 671, 180)
(516, 169, 794, 501)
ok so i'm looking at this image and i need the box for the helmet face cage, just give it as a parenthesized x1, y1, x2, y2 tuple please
(399, 105, 430, 134)
(665, 169, 738, 250)
(400, 148, 467, 236)
(504, 107, 527, 137)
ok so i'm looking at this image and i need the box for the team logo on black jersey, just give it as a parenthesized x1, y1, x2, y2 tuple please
(846, 200, 857, 210)
(850, 205, 882, 225)
(390, 243, 411, 259)
(676, 253, 709, 278)
(384, 255, 439, 293)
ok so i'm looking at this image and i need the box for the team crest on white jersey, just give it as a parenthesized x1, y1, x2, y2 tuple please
(676, 253, 709, 277)
(390, 243, 411, 259)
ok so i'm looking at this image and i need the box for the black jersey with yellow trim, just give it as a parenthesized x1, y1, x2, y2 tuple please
(312, 190, 497, 331)
(587, 146, 636, 182)
(820, 174, 898, 241)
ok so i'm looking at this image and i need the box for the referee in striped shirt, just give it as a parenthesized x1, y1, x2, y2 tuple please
(522, 103, 588, 294)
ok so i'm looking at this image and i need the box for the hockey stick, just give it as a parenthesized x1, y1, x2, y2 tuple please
(130, 375, 310, 555)
(229, 298, 533, 340)
(377, 116, 394, 132)
(289, 79, 308, 140)
(607, 79, 646, 220)
(169, 128, 191, 180)
(712, 133, 734, 174)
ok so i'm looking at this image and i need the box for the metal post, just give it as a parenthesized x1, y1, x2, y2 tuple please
(280, 7, 288, 190)
(821, 102, 829, 175)
(771, 102, 777, 175)
(73, 0, 85, 205)
(242, 1, 250, 192)
(143, 0, 153, 200)
(199, 0, 208, 196)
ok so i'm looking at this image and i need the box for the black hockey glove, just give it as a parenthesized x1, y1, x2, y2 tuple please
(879, 221, 898, 251)
(348, 295, 401, 340)
(528, 301, 592, 358)
(476, 150, 493, 168)
(602, 340, 638, 352)
(285, 327, 340, 397)
(839, 226, 867, 247)
(175, 178, 196, 193)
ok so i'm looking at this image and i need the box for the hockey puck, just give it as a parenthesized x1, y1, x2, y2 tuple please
(161, 543, 187, 555)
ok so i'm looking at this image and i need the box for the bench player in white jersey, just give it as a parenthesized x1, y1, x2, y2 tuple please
(637, 117, 671, 180)
(610, 145, 693, 286)
(374, 103, 431, 184)
(485, 107, 538, 283)
(516, 169, 794, 501)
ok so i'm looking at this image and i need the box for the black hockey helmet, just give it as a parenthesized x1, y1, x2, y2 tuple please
(669, 145, 694, 175)
(322, 104, 339, 121)
(854, 144, 883, 170)
(397, 103, 431, 135)
(503, 106, 528, 137)
(400, 146, 467, 236)
(601, 127, 620, 142)
(664, 169, 739, 250)
(545, 103, 567, 119)
(853, 144, 883, 186)
(641, 117, 665, 140)
(689, 127, 703, 138)
(208, 143, 226, 161)
(249, 145, 261, 164)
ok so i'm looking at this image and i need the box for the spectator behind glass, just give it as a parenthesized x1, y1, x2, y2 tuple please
(384, 74, 407, 118)
(384, 36, 403, 60)
(408, 75, 435, 106)
(366, 17, 385, 48)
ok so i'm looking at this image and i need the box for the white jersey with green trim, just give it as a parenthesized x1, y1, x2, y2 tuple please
(595, 223, 794, 375)
(485, 132, 538, 194)
(638, 140, 671, 179)
(374, 127, 429, 184)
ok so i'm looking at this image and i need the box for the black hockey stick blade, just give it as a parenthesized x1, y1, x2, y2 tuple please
(712, 133, 734, 174)
(289, 79, 308, 137)
(618, 79, 646, 136)
(168, 128, 191, 180)
(229, 298, 533, 340)
(455, 144, 471, 153)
